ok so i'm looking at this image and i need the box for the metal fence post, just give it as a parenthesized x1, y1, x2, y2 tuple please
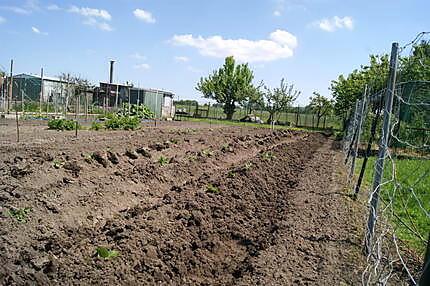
(365, 42, 399, 254)
(344, 100, 359, 164)
(349, 86, 368, 179)
(420, 232, 430, 285)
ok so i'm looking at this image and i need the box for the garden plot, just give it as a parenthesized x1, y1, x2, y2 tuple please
(0, 120, 365, 285)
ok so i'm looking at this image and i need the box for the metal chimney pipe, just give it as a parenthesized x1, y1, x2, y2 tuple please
(109, 60, 115, 84)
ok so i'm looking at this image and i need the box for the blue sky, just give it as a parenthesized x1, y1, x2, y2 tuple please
(0, 0, 428, 105)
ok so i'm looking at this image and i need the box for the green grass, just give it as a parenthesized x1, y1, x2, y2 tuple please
(180, 117, 304, 130)
(355, 156, 430, 253)
(174, 104, 341, 129)
(181, 117, 341, 134)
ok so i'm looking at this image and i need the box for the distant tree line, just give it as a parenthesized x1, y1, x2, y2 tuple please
(195, 56, 330, 124)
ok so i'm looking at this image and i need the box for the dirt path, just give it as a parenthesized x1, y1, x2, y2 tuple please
(0, 121, 365, 285)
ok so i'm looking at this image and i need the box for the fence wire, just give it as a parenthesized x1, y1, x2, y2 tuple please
(345, 34, 430, 285)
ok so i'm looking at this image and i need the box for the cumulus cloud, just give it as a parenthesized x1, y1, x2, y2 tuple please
(273, 10, 281, 17)
(171, 29, 298, 63)
(31, 26, 48, 35)
(134, 63, 151, 70)
(315, 16, 354, 32)
(133, 9, 156, 23)
(68, 5, 113, 31)
(174, 56, 189, 63)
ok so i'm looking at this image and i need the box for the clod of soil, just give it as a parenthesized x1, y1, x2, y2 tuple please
(91, 151, 108, 167)
(149, 142, 169, 151)
(10, 165, 32, 178)
(107, 151, 120, 165)
(124, 150, 139, 160)
(63, 161, 82, 175)
(136, 147, 152, 158)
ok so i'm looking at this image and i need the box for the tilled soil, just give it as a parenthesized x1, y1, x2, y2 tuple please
(0, 120, 365, 285)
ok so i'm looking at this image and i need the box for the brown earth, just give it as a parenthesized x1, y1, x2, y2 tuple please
(0, 119, 365, 285)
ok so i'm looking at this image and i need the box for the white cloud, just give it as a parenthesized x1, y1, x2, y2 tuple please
(272, 0, 306, 17)
(315, 16, 354, 32)
(31, 26, 48, 35)
(133, 9, 156, 23)
(46, 4, 60, 11)
(175, 56, 189, 63)
(0, 0, 40, 15)
(69, 6, 111, 20)
(134, 63, 151, 70)
(0, 6, 31, 15)
(131, 52, 147, 60)
(0, 16, 5, 24)
(83, 18, 113, 31)
(68, 5, 113, 32)
(171, 29, 298, 63)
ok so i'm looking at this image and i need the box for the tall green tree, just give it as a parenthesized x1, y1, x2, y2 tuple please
(263, 78, 300, 124)
(196, 56, 255, 120)
(309, 92, 334, 128)
(330, 54, 389, 129)
(400, 40, 430, 82)
(242, 81, 264, 114)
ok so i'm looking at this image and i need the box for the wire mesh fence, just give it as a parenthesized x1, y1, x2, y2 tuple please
(344, 34, 430, 285)
(173, 102, 341, 130)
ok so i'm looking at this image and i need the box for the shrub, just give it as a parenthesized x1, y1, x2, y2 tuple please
(105, 115, 140, 130)
(91, 121, 104, 131)
(118, 103, 155, 119)
(48, 119, 78, 131)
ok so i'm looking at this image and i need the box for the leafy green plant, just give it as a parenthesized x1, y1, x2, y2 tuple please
(158, 156, 170, 166)
(188, 155, 198, 162)
(91, 121, 104, 131)
(201, 149, 214, 157)
(262, 151, 276, 161)
(96, 247, 120, 259)
(52, 159, 64, 169)
(244, 162, 253, 170)
(206, 184, 221, 194)
(48, 119, 79, 131)
(117, 103, 155, 119)
(7, 207, 31, 223)
(227, 171, 236, 178)
(105, 115, 140, 130)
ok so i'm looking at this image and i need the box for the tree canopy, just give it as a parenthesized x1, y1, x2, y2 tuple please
(331, 40, 430, 127)
(263, 78, 300, 124)
(196, 56, 256, 120)
(309, 92, 334, 128)
(330, 54, 389, 120)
